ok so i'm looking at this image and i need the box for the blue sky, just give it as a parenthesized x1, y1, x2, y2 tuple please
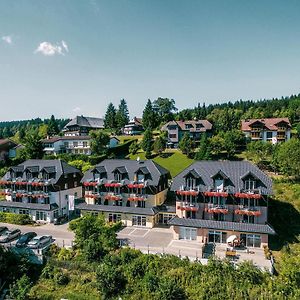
(1, 0, 300, 121)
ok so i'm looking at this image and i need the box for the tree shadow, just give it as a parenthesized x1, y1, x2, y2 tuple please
(268, 198, 300, 251)
(159, 152, 174, 158)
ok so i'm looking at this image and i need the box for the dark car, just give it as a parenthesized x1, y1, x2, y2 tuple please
(16, 232, 37, 248)
(0, 229, 21, 243)
(0, 226, 8, 234)
(53, 215, 68, 225)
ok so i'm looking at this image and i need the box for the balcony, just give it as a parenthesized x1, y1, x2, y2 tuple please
(127, 182, 146, 189)
(203, 191, 228, 197)
(234, 191, 261, 199)
(177, 203, 199, 212)
(234, 206, 261, 217)
(206, 204, 228, 214)
(127, 194, 147, 201)
(176, 186, 200, 196)
(104, 193, 122, 201)
(84, 192, 100, 199)
(104, 182, 123, 188)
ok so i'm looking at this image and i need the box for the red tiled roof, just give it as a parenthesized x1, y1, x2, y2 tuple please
(241, 118, 291, 131)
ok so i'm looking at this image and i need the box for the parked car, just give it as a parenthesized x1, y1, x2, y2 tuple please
(16, 232, 37, 248)
(53, 215, 68, 225)
(0, 229, 21, 243)
(0, 226, 8, 234)
(27, 235, 52, 249)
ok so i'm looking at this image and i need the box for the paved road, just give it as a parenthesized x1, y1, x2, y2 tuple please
(0, 222, 74, 247)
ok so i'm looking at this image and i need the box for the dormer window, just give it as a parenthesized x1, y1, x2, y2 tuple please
(185, 124, 193, 130)
(214, 177, 224, 192)
(211, 170, 229, 192)
(184, 169, 201, 189)
(241, 171, 260, 192)
(135, 166, 150, 183)
(93, 166, 107, 181)
(113, 166, 128, 181)
(244, 178, 256, 191)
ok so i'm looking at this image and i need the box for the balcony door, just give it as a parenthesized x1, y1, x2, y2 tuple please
(132, 215, 146, 227)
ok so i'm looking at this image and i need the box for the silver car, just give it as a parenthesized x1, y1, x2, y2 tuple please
(0, 229, 21, 243)
(27, 235, 52, 249)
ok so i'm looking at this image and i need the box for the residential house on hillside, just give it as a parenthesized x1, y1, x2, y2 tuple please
(161, 120, 213, 148)
(0, 159, 83, 223)
(0, 139, 18, 161)
(63, 115, 104, 136)
(123, 117, 144, 135)
(168, 161, 275, 248)
(76, 159, 174, 227)
(42, 136, 119, 156)
(241, 118, 291, 144)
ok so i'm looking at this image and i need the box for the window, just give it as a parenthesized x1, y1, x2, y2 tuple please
(36, 211, 47, 221)
(132, 215, 147, 226)
(266, 132, 273, 139)
(64, 142, 69, 148)
(214, 178, 224, 191)
(213, 213, 225, 221)
(83, 142, 88, 147)
(73, 173, 76, 178)
(19, 209, 29, 215)
(74, 181, 78, 187)
(137, 201, 145, 208)
(137, 174, 145, 183)
(64, 183, 68, 189)
(240, 234, 261, 247)
(185, 124, 193, 129)
(243, 214, 255, 224)
(208, 231, 227, 243)
(169, 134, 177, 138)
(73, 142, 78, 147)
(43, 173, 49, 180)
(185, 177, 196, 188)
(244, 178, 256, 191)
(108, 213, 121, 223)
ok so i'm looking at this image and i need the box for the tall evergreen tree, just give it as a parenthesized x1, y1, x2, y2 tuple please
(142, 129, 153, 159)
(194, 134, 211, 160)
(115, 99, 130, 131)
(142, 99, 156, 130)
(24, 129, 44, 159)
(47, 115, 59, 137)
(104, 103, 116, 129)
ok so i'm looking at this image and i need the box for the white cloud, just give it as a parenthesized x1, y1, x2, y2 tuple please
(34, 41, 69, 56)
(72, 107, 81, 113)
(2, 35, 12, 44)
(61, 40, 69, 52)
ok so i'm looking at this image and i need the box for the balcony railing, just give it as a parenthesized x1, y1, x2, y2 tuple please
(206, 204, 228, 214)
(127, 194, 147, 201)
(234, 206, 261, 217)
(234, 191, 262, 199)
(177, 203, 199, 212)
(104, 193, 122, 201)
(176, 186, 200, 196)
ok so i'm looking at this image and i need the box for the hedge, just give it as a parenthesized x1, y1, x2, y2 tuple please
(0, 212, 32, 225)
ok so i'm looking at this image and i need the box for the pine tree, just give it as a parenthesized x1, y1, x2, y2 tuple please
(104, 103, 116, 129)
(194, 134, 211, 160)
(142, 129, 153, 159)
(179, 133, 194, 157)
(142, 99, 156, 130)
(47, 115, 59, 137)
(115, 99, 130, 131)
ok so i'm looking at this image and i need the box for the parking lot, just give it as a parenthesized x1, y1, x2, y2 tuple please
(0, 222, 74, 248)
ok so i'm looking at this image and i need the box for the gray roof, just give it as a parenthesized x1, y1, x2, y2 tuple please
(3, 159, 81, 184)
(0, 201, 58, 211)
(76, 202, 158, 216)
(82, 159, 170, 186)
(170, 161, 272, 195)
(168, 216, 276, 235)
(64, 115, 104, 130)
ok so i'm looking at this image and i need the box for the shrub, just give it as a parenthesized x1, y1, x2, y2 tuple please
(54, 272, 70, 285)
(0, 212, 32, 225)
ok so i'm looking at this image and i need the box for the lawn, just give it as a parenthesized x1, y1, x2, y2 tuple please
(269, 180, 300, 251)
(128, 150, 194, 177)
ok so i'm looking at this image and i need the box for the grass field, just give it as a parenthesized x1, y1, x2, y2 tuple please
(128, 150, 194, 177)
